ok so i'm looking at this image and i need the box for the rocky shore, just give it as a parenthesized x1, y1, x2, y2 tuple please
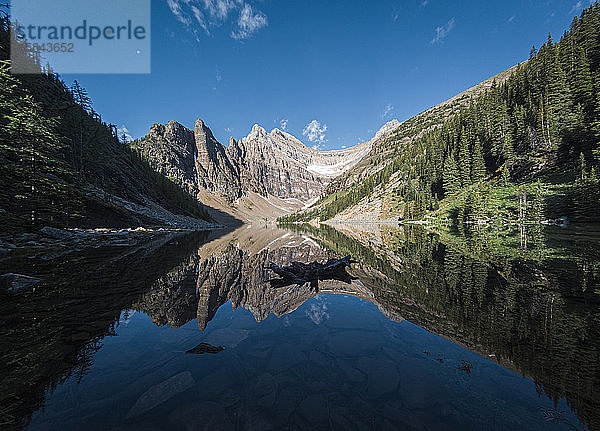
(1, 226, 204, 258)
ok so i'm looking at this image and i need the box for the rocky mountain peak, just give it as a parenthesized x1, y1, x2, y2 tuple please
(139, 117, 383, 206)
(268, 128, 297, 141)
(148, 122, 164, 136)
(138, 121, 197, 195)
(243, 124, 268, 143)
(149, 121, 190, 141)
(193, 118, 242, 201)
(194, 119, 218, 152)
(374, 120, 400, 140)
(229, 123, 378, 199)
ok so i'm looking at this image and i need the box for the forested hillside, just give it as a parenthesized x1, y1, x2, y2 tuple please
(0, 11, 210, 231)
(281, 4, 600, 225)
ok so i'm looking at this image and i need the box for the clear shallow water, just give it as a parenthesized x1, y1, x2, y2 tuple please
(26, 296, 579, 431)
(1, 225, 597, 430)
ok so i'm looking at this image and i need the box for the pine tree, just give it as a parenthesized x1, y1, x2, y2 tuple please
(536, 97, 550, 148)
(570, 46, 594, 111)
(546, 50, 573, 137)
(503, 132, 515, 168)
(0, 65, 76, 227)
(70, 80, 92, 112)
(470, 188, 485, 222)
(501, 165, 511, 185)
(580, 5, 600, 69)
(443, 151, 460, 196)
(471, 138, 486, 182)
(459, 130, 471, 187)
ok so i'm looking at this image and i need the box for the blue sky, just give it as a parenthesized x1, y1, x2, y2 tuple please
(63, 0, 592, 150)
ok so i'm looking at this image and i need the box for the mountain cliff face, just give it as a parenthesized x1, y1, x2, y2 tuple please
(228, 124, 375, 200)
(143, 121, 198, 195)
(194, 119, 243, 201)
(138, 120, 243, 201)
(137, 119, 396, 207)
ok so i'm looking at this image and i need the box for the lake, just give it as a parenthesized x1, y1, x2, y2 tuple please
(1, 223, 598, 430)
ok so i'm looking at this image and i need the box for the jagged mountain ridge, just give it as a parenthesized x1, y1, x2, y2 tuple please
(137, 118, 399, 206)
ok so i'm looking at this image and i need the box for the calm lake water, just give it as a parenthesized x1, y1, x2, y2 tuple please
(1, 223, 598, 430)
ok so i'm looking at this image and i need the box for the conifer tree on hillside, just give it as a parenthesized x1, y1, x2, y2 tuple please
(442, 152, 459, 197)
(459, 130, 471, 187)
(471, 138, 486, 182)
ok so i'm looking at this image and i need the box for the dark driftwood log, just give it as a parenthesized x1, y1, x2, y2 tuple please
(266, 255, 358, 290)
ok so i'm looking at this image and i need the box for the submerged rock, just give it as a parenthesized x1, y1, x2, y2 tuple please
(1, 273, 42, 293)
(126, 371, 195, 419)
(545, 216, 570, 228)
(39, 226, 74, 240)
(204, 328, 250, 348)
(458, 360, 473, 375)
(168, 400, 234, 430)
(185, 342, 224, 355)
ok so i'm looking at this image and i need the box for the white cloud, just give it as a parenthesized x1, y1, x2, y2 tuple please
(570, 1, 593, 15)
(280, 118, 288, 130)
(166, 0, 268, 40)
(190, 5, 209, 34)
(381, 103, 394, 120)
(421, 0, 430, 6)
(508, 15, 516, 23)
(202, 0, 237, 20)
(117, 125, 132, 142)
(431, 17, 455, 44)
(215, 66, 222, 81)
(167, 0, 188, 25)
(570, 1, 584, 14)
(231, 3, 268, 40)
(303, 120, 328, 147)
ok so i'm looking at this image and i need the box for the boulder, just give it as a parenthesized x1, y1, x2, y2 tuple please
(126, 371, 195, 419)
(1, 273, 42, 293)
(40, 226, 74, 240)
(185, 342, 224, 354)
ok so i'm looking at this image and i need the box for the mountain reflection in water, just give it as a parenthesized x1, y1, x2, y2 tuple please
(1, 223, 598, 430)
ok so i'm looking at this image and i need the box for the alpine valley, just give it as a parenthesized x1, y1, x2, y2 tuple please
(5, 6, 600, 231)
(3, 3, 600, 431)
